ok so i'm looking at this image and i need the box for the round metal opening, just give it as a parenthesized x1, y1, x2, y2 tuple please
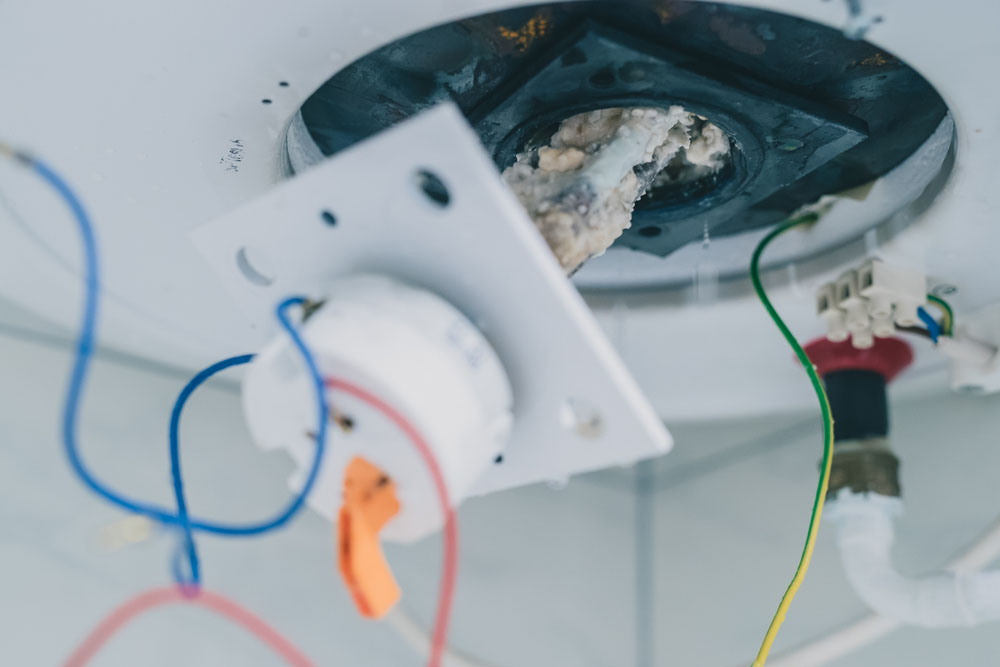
(635, 115, 736, 211)
(289, 0, 953, 289)
(498, 104, 738, 271)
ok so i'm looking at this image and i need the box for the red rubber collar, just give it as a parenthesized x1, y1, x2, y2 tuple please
(804, 337, 914, 383)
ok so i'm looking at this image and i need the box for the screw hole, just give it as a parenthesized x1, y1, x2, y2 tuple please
(279, 81, 290, 87)
(777, 138, 804, 151)
(261, 98, 273, 105)
(320, 210, 337, 226)
(494, 454, 504, 464)
(619, 62, 646, 83)
(336, 414, 354, 432)
(589, 67, 616, 88)
(638, 225, 662, 238)
(415, 169, 451, 207)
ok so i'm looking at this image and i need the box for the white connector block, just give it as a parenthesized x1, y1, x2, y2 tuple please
(817, 282, 849, 343)
(858, 259, 926, 328)
(816, 258, 930, 350)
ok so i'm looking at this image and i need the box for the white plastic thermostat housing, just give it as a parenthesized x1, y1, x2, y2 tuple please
(194, 104, 671, 502)
(242, 274, 513, 542)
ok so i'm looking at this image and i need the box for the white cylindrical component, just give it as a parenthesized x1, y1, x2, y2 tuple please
(829, 491, 1000, 628)
(867, 293, 893, 320)
(242, 274, 513, 542)
(939, 335, 998, 366)
(836, 271, 868, 334)
(871, 313, 895, 338)
(825, 314, 849, 343)
(845, 305, 870, 334)
(942, 333, 1000, 394)
(894, 300, 919, 327)
(852, 329, 874, 350)
(817, 283, 849, 343)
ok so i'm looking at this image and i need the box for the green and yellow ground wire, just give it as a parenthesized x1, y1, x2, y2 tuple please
(927, 294, 954, 337)
(749, 213, 835, 667)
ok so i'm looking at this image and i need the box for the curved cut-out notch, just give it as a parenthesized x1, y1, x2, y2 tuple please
(235, 247, 275, 287)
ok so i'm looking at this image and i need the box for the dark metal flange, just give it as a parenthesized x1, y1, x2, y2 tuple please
(467, 22, 867, 255)
(298, 1, 947, 258)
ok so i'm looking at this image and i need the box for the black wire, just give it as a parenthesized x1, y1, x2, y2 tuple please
(897, 325, 934, 340)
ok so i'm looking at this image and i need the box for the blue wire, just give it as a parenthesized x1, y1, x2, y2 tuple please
(19, 152, 330, 586)
(30, 156, 179, 525)
(917, 306, 941, 343)
(167, 299, 329, 584)
(168, 353, 255, 588)
(170, 539, 200, 593)
(168, 300, 329, 537)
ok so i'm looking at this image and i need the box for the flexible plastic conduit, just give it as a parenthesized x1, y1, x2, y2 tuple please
(767, 498, 1000, 667)
(829, 491, 1000, 627)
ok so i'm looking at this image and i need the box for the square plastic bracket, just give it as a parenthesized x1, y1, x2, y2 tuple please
(191, 103, 671, 495)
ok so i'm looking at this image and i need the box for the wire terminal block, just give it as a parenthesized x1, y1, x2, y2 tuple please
(858, 259, 926, 328)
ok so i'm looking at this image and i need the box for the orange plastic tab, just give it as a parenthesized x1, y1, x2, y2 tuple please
(337, 456, 402, 619)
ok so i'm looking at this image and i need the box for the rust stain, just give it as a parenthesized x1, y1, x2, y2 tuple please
(655, 2, 697, 23)
(859, 52, 893, 67)
(498, 14, 550, 52)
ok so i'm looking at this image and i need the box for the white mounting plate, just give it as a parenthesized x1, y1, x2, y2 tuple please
(192, 104, 670, 494)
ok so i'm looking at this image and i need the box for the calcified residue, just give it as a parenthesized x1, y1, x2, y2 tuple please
(502, 106, 730, 273)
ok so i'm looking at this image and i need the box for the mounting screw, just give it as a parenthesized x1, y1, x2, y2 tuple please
(560, 397, 603, 439)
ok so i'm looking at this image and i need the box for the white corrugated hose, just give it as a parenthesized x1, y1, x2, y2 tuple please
(770, 491, 1000, 667)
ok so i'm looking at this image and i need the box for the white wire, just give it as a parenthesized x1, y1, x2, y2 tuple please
(383, 606, 495, 667)
(768, 616, 900, 667)
(950, 518, 1000, 573)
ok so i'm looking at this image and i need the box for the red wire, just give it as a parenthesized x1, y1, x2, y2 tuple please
(65, 379, 456, 667)
(326, 378, 458, 667)
(63, 586, 314, 667)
